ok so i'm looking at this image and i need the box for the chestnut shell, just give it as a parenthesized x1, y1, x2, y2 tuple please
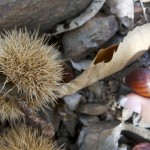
(125, 68, 150, 98)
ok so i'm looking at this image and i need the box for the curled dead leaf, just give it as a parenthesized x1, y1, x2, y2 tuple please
(94, 45, 118, 64)
(58, 23, 150, 97)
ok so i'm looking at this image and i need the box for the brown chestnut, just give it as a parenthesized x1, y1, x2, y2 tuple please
(125, 68, 150, 98)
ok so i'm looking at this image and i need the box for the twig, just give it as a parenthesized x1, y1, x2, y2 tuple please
(139, 0, 149, 22)
(16, 100, 54, 139)
(51, 0, 106, 35)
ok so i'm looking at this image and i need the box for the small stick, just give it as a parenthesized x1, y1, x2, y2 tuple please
(139, 0, 149, 22)
(16, 100, 55, 139)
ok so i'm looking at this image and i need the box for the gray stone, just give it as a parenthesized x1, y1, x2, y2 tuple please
(57, 137, 70, 148)
(63, 116, 78, 137)
(58, 104, 79, 137)
(108, 80, 119, 93)
(0, 0, 92, 33)
(102, 33, 124, 48)
(63, 14, 119, 61)
(77, 103, 107, 116)
(38, 107, 61, 132)
(63, 93, 82, 111)
(77, 121, 120, 150)
(86, 91, 94, 103)
(78, 114, 100, 126)
(88, 81, 105, 99)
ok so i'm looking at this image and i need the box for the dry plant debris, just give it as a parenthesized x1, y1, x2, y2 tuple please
(0, 125, 61, 150)
(0, 1, 150, 149)
(0, 96, 23, 123)
(58, 23, 150, 97)
(51, 0, 106, 35)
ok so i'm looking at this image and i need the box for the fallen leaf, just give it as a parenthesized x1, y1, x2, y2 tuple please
(58, 23, 150, 97)
(93, 45, 118, 64)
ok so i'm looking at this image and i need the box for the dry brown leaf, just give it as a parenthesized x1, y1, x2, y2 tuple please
(59, 23, 150, 97)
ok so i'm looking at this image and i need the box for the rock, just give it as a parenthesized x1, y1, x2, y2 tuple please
(106, 0, 133, 31)
(96, 123, 150, 150)
(77, 121, 120, 150)
(57, 137, 70, 149)
(70, 59, 92, 71)
(119, 84, 131, 95)
(0, 0, 92, 33)
(57, 122, 70, 137)
(133, 117, 150, 128)
(78, 114, 100, 126)
(88, 81, 105, 99)
(139, 51, 150, 68)
(86, 91, 94, 103)
(38, 107, 61, 132)
(58, 104, 79, 137)
(63, 14, 119, 61)
(108, 80, 119, 93)
(57, 124, 71, 148)
(77, 103, 107, 116)
(134, 1, 143, 22)
(78, 122, 150, 150)
(63, 113, 78, 137)
(63, 93, 82, 111)
(57, 135, 78, 150)
(102, 33, 124, 48)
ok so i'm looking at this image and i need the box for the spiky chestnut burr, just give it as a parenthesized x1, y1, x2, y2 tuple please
(0, 96, 23, 123)
(0, 125, 62, 150)
(0, 29, 63, 121)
